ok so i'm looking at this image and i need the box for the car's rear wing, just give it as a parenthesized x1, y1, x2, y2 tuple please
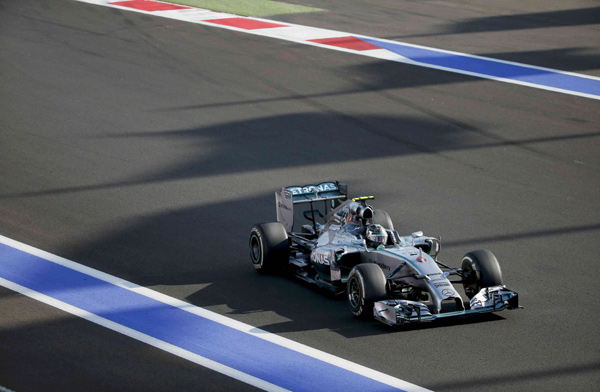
(276, 181, 348, 232)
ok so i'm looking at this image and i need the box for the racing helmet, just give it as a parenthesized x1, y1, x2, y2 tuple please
(365, 224, 388, 248)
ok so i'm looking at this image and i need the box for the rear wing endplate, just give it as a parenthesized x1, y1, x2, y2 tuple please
(276, 181, 347, 232)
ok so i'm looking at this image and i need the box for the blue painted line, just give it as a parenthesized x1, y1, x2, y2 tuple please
(360, 37, 600, 98)
(0, 242, 408, 392)
(75, 1, 600, 101)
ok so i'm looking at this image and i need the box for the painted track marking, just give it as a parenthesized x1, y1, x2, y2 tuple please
(74, 0, 600, 100)
(0, 235, 431, 392)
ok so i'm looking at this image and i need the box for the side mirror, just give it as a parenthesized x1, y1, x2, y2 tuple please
(425, 238, 441, 258)
(411, 231, 424, 238)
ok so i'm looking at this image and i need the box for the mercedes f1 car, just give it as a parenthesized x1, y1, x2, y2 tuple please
(249, 182, 520, 325)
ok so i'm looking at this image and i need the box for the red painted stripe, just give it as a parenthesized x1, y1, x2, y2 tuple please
(110, 0, 191, 11)
(309, 36, 380, 51)
(206, 17, 288, 30)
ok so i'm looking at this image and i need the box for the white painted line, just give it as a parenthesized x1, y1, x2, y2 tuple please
(265, 26, 350, 41)
(0, 276, 290, 392)
(73, 0, 600, 101)
(0, 234, 431, 392)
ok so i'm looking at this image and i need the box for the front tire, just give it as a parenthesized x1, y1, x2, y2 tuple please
(461, 249, 503, 299)
(347, 264, 387, 319)
(249, 222, 289, 273)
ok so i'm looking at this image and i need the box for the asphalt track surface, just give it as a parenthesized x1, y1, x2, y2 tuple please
(1, 0, 599, 391)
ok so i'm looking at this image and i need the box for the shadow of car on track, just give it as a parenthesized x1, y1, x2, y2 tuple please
(191, 274, 509, 338)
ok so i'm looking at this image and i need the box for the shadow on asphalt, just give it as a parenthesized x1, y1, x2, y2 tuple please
(2, 110, 597, 200)
(426, 359, 600, 391)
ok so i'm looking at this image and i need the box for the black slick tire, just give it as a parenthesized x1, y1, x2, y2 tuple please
(461, 249, 503, 299)
(347, 263, 387, 319)
(249, 222, 289, 274)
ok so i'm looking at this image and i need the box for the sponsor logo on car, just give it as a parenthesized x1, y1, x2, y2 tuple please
(367, 257, 391, 272)
(278, 202, 291, 211)
(311, 252, 330, 265)
(288, 182, 337, 196)
(429, 272, 450, 280)
(441, 288, 455, 297)
(376, 262, 391, 272)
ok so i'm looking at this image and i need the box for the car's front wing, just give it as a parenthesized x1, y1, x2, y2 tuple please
(373, 285, 520, 326)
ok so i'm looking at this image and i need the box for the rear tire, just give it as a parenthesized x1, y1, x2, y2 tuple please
(347, 264, 387, 319)
(372, 209, 394, 230)
(461, 249, 503, 299)
(249, 222, 289, 273)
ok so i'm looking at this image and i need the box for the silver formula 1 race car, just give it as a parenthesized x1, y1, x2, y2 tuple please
(249, 182, 520, 325)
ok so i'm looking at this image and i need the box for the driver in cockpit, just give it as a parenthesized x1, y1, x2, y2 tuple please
(365, 224, 388, 250)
